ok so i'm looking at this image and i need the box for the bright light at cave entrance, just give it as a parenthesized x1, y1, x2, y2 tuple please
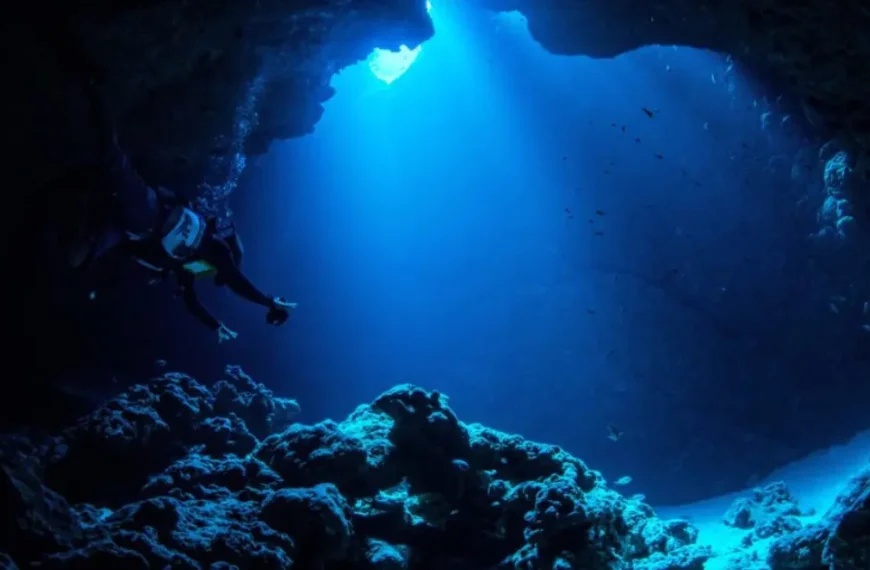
(367, 1, 432, 84)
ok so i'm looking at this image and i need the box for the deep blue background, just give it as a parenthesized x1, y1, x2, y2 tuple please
(15, 4, 869, 505)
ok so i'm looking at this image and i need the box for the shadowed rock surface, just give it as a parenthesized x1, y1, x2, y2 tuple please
(2, 367, 867, 569)
(4, 0, 434, 194)
(479, 1, 870, 187)
(5, 0, 870, 213)
(0, 367, 712, 569)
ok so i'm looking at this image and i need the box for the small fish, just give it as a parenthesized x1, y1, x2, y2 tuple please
(593, 231, 604, 236)
(831, 295, 846, 303)
(621, 125, 626, 132)
(634, 137, 641, 143)
(586, 308, 596, 315)
(642, 107, 655, 118)
(607, 423, 623, 442)
(864, 301, 869, 316)
(562, 155, 567, 161)
(829, 303, 840, 315)
(88, 291, 97, 301)
(614, 475, 632, 486)
(629, 494, 646, 502)
(596, 210, 605, 216)
(155, 359, 168, 368)
(654, 153, 664, 159)
(665, 65, 671, 72)
(703, 122, 709, 130)
(710, 73, 716, 84)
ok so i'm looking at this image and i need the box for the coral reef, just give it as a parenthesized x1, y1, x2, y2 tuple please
(816, 147, 859, 242)
(722, 482, 805, 538)
(1, 367, 710, 570)
(714, 471, 870, 570)
(2, 367, 868, 569)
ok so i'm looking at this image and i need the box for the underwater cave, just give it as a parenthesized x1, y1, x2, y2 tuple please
(2, 1, 869, 569)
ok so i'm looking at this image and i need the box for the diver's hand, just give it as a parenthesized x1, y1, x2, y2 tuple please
(271, 297, 297, 310)
(217, 323, 238, 343)
(266, 297, 297, 326)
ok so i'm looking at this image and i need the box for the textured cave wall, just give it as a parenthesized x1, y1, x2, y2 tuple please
(477, 0, 870, 210)
(3, 0, 433, 197)
(8, 1, 869, 211)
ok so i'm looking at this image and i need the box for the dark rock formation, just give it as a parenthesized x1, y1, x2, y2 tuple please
(3, 367, 867, 568)
(0, 366, 710, 569)
(9, 0, 870, 215)
(6, 0, 434, 195)
(477, 1, 870, 180)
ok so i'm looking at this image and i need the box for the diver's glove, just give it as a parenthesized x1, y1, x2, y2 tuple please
(266, 297, 297, 326)
(217, 323, 238, 343)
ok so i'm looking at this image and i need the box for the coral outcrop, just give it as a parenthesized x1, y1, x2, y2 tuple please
(713, 472, 870, 570)
(1, 367, 708, 569)
(2, 367, 868, 568)
(766, 467, 870, 570)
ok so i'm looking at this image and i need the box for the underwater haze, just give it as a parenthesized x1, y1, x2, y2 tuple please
(226, 4, 868, 504)
(45, 1, 868, 509)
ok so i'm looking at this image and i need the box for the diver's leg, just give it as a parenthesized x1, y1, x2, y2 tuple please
(69, 222, 124, 270)
(86, 84, 161, 237)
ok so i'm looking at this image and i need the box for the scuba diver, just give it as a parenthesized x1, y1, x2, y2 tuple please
(69, 82, 295, 343)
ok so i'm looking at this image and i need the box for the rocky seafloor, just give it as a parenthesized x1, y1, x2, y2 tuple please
(2, 366, 867, 570)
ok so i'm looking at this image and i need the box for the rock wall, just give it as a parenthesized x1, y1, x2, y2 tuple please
(4, 0, 433, 194)
(7, 0, 870, 220)
(477, 0, 870, 214)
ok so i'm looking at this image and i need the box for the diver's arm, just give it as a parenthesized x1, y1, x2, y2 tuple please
(222, 266, 275, 308)
(204, 237, 275, 308)
(178, 275, 222, 331)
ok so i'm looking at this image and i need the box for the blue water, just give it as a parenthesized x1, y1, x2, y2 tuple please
(59, 2, 868, 505)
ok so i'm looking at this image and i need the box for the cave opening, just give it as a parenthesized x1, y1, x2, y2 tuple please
(367, 1, 433, 84)
(226, 1, 870, 507)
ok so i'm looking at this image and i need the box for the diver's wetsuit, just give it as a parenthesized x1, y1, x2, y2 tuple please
(84, 94, 276, 330)
(126, 221, 275, 331)
(177, 232, 275, 331)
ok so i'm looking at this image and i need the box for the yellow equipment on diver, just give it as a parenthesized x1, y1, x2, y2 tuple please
(182, 259, 217, 278)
